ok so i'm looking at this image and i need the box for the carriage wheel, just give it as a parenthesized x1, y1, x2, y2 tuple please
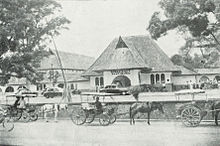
(99, 113, 110, 126)
(29, 112, 38, 121)
(21, 112, 30, 123)
(70, 108, 86, 125)
(85, 112, 95, 123)
(181, 106, 201, 127)
(11, 111, 22, 122)
(109, 114, 117, 124)
(106, 104, 118, 114)
(3, 117, 14, 132)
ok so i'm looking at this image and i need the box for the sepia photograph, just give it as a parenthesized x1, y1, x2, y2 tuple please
(0, 0, 220, 145)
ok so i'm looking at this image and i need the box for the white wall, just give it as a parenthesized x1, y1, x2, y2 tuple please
(172, 74, 218, 85)
(103, 69, 140, 86)
(140, 72, 172, 84)
(172, 75, 197, 85)
(76, 81, 91, 90)
(140, 73, 150, 84)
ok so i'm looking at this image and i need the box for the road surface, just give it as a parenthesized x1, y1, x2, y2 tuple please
(1, 120, 220, 146)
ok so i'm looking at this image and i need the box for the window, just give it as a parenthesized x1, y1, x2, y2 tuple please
(71, 84, 74, 89)
(95, 77, 99, 86)
(150, 74, 155, 85)
(116, 36, 128, 49)
(156, 74, 160, 83)
(161, 74, 165, 83)
(100, 77, 104, 87)
(37, 84, 39, 91)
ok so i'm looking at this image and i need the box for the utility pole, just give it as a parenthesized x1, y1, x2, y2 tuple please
(51, 35, 71, 102)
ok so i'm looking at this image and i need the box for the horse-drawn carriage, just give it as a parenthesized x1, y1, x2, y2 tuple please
(70, 93, 118, 126)
(175, 89, 220, 127)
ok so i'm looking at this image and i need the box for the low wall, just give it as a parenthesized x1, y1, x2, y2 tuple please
(38, 101, 215, 120)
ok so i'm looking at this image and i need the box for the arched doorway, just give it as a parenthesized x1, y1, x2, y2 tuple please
(5, 86, 14, 92)
(214, 75, 220, 83)
(112, 75, 131, 87)
(199, 76, 210, 83)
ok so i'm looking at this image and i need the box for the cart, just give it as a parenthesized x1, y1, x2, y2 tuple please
(70, 92, 119, 126)
(0, 105, 14, 131)
(175, 89, 220, 127)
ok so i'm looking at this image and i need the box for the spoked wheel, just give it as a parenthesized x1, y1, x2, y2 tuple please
(29, 112, 38, 121)
(85, 111, 95, 123)
(109, 114, 117, 124)
(3, 117, 14, 132)
(99, 113, 110, 126)
(21, 112, 30, 123)
(11, 111, 22, 122)
(70, 108, 86, 125)
(106, 104, 118, 115)
(181, 106, 201, 127)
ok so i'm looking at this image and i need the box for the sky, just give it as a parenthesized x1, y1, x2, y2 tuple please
(53, 0, 185, 59)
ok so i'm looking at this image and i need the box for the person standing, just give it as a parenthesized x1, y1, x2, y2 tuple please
(18, 96, 26, 109)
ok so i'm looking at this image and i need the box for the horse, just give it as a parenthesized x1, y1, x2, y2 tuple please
(41, 103, 68, 122)
(210, 101, 220, 126)
(129, 102, 164, 125)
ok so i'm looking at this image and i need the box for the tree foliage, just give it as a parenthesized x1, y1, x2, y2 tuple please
(48, 70, 60, 86)
(0, 0, 70, 85)
(148, 0, 217, 39)
(148, 0, 220, 67)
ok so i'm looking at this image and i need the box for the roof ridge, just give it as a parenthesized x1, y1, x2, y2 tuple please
(83, 38, 118, 74)
(125, 41, 147, 67)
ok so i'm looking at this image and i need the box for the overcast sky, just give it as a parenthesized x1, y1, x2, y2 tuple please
(53, 0, 185, 59)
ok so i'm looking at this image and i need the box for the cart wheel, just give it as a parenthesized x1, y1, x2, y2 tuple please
(109, 114, 117, 124)
(21, 112, 30, 123)
(107, 104, 118, 114)
(70, 108, 86, 125)
(85, 112, 95, 123)
(11, 111, 22, 122)
(29, 112, 38, 121)
(181, 106, 201, 127)
(3, 117, 14, 132)
(99, 113, 110, 126)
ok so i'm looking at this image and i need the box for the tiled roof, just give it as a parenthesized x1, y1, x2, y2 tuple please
(83, 35, 179, 76)
(40, 51, 95, 70)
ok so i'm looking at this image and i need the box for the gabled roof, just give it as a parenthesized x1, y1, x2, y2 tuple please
(40, 51, 95, 70)
(173, 65, 197, 75)
(83, 35, 178, 76)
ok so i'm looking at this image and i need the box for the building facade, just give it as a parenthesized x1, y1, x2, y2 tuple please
(83, 35, 180, 91)
(83, 35, 220, 91)
(1, 51, 94, 93)
(2, 35, 220, 93)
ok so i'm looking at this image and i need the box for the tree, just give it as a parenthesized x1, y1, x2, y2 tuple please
(171, 54, 184, 65)
(0, 0, 70, 85)
(48, 70, 60, 86)
(148, 0, 220, 64)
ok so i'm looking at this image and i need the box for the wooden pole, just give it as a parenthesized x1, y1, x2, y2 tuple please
(50, 35, 71, 102)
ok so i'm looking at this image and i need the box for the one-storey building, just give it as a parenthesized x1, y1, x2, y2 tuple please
(82, 35, 220, 91)
(82, 35, 179, 91)
(2, 35, 220, 93)
(1, 51, 94, 93)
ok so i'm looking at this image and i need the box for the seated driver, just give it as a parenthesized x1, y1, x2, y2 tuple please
(13, 96, 21, 109)
(95, 96, 103, 114)
(17, 96, 26, 109)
